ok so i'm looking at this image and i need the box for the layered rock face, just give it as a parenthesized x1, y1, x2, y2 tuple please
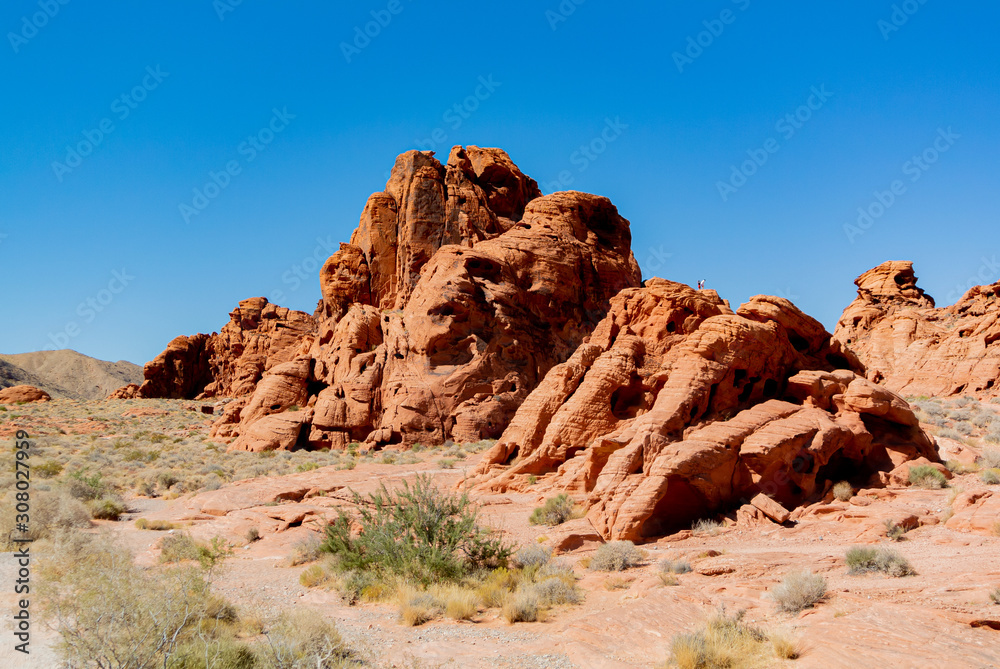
(834, 261, 1000, 398)
(470, 279, 934, 541)
(130, 298, 316, 400)
(207, 146, 641, 451)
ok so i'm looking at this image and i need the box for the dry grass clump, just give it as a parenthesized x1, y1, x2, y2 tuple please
(979, 469, 1000, 485)
(989, 587, 1000, 605)
(832, 481, 853, 501)
(589, 540, 644, 572)
(769, 571, 827, 613)
(529, 493, 576, 526)
(502, 589, 540, 623)
(845, 546, 915, 577)
(664, 609, 798, 669)
(288, 534, 325, 566)
(135, 518, 177, 531)
(884, 519, 906, 542)
(980, 448, 1000, 469)
(659, 558, 693, 574)
(691, 518, 724, 536)
(908, 464, 948, 489)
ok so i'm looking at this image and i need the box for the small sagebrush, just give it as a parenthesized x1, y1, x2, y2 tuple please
(659, 558, 692, 575)
(980, 469, 1000, 485)
(908, 464, 947, 489)
(770, 571, 826, 613)
(980, 448, 1000, 470)
(529, 494, 575, 526)
(589, 541, 643, 572)
(512, 544, 552, 569)
(845, 546, 914, 577)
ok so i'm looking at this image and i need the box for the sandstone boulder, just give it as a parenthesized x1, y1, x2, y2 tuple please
(834, 261, 1000, 398)
(470, 279, 936, 540)
(0, 385, 51, 404)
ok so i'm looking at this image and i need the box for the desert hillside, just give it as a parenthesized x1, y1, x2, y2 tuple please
(0, 349, 142, 400)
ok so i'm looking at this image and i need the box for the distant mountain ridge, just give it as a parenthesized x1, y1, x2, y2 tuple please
(0, 350, 143, 400)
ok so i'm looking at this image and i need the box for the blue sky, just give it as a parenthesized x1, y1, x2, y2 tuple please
(1, 1, 997, 365)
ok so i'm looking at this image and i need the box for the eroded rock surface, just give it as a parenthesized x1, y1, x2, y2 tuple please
(834, 261, 1000, 398)
(0, 384, 51, 404)
(126, 298, 316, 400)
(470, 279, 935, 540)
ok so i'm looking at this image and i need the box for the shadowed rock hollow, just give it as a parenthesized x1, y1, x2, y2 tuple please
(470, 279, 935, 540)
(834, 260, 1000, 398)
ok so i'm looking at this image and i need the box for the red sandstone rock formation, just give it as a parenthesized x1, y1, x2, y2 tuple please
(223, 147, 641, 451)
(469, 279, 934, 540)
(0, 385, 51, 404)
(834, 261, 1000, 398)
(123, 298, 316, 400)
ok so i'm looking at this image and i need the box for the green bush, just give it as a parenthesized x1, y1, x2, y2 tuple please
(589, 541, 643, 572)
(321, 474, 510, 584)
(529, 494, 575, 526)
(908, 465, 947, 489)
(845, 546, 914, 577)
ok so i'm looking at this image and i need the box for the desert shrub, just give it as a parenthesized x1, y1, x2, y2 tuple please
(919, 402, 946, 417)
(512, 544, 552, 569)
(321, 474, 509, 584)
(972, 411, 996, 428)
(88, 496, 127, 520)
(845, 546, 914, 577)
(945, 460, 978, 474)
(529, 494, 575, 526)
(603, 575, 633, 591)
(658, 572, 679, 586)
(950, 409, 972, 422)
(692, 518, 723, 536)
(938, 429, 963, 440)
(665, 609, 798, 669)
(990, 587, 1000, 605)
(770, 571, 826, 613)
(832, 481, 853, 501)
(589, 540, 643, 572)
(531, 577, 583, 606)
(160, 533, 232, 569)
(0, 489, 91, 548)
(245, 527, 261, 543)
(980, 469, 1000, 485)
(980, 448, 1000, 469)
(38, 532, 218, 668)
(66, 470, 107, 501)
(257, 609, 356, 668)
(908, 464, 947, 489)
(956, 422, 974, 435)
(659, 558, 693, 575)
(36, 460, 64, 478)
(437, 457, 457, 469)
(502, 589, 539, 623)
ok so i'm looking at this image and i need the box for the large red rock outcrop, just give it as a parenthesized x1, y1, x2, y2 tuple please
(0, 385, 51, 404)
(126, 298, 316, 400)
(470, 279, 934, 541)
(124, 146, 640, 450)
(834, 261, 1000, 398)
